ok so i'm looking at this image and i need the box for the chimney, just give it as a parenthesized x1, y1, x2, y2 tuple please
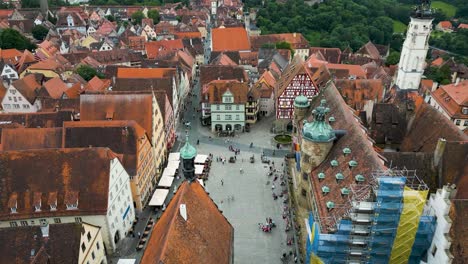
(433, 138, 447, 167)
(179, 204, 187, 221)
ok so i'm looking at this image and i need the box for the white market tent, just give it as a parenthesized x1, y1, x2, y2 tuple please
(149, 189, 169, 206)
(167, 160, 180, 169)
(197, 179, 204, 187)
(158, 176, 175, 188)
(162, 167, 177, 177)
(168, 152, 180, 161)
(195, 164, 204, 175)
(194, 154, 208, 164)
(117, 259, 136, 264)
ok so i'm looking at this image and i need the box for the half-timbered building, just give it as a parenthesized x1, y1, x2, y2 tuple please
(275, 55, 318, 119)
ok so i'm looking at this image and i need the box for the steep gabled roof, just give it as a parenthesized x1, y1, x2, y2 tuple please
(0, 148, 115, 220)
(42, 77, 69, 99)
(117, 67, 176, 79)
(0, 110, 74, 128)
(200, 65, 248, 87)
(275, 55, 316, 100)
(356, 41, 381, 60)
(335, 79, 383, 110)
(141, 181, 234, 264)
(307, 81, 386, 231)
(250, 33, 309, 51)
(12, 74, 41, 104)
(205, 80, 249, 104)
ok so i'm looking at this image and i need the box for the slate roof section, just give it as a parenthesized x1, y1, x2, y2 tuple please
(63, 120, 146, 176)
(0, 127, 62, 151)
(0, 223, 83, 264)
(211, 27, 250, 52)
(140, 181, 234, 264)
(370, 103, 407, 145)
(306, 80, 386, 231)
(80, 93, 155, 142)
(0, 148, 115, 220)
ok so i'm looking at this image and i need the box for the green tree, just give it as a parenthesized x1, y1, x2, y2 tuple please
(385, 51, 400, 66)
(105, 15, 115, 22)
(0, 29, 36, 50)
(131, 10, 144, 25)
(21, 0, 39, 8)
(147, 9, 160, 24)
(76, 65, 104, 81)
(32, 25, 49, 41)
(424, 65, 451, 84)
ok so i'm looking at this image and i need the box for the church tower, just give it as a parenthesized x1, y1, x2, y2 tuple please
(395, 0, 433, 90)
(180, 135, 197, 182)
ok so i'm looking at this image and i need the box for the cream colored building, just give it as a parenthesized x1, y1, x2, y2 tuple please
(80, 222, 107, 264)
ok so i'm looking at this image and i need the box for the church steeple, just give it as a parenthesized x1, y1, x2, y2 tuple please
(395, 0, 433, 90)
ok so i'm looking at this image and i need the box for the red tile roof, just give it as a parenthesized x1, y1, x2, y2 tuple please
(211, 27, 250, 52)
(310, 47, 342, 64)
(80, 93, 155, 141)
(335, 79, 383, 110)
(117, 67, 176, 79)
(174, 31, 202, 39)
(306, 55, 367, 79)
(0, 148, 115, 221)
(205, 80, 249, 104)
(0, 127, 62, 151)
(438, 21, 453, 29)
(43, 77, 69, 99)
(145, 39, 184, 59)
(141, 181, 233, 264)
(0, 48, 22, 63)
(85, 76, 111, 92)
(12, 74, 42, 104)
(431, 57, 444, 67)
(458, 23, 468, 29)
(431, 80, 468, 119)
(250, 33, 309, 51)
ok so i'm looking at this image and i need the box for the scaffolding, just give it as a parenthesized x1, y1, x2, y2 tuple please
(306, 169, 436, 264)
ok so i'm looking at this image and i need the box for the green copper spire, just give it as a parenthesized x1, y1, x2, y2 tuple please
(302, 99, 336, 142)
(294, 95, 310, 108)
(180, 135, 197, 159)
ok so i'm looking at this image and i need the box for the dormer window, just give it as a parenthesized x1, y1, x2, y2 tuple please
(48, 192, 57, 211)
(462, 107, 468, 115)
(67, 14, 74, 27)
(33, 192, 42, 212)
(65, 191, 79, 210)
(8, 193, 18, 214)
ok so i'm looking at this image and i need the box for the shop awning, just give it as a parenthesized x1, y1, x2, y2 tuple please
(195, 164, 204, 175)
(195, 154, 208, 164)
(158, 176, 175, 188)
(162, 167, 177, 177)
(168, 152, 180, 161)
(148, 189, 169, 206)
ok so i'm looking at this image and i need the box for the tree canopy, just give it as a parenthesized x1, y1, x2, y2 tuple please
(0, 29, 36, 51)
(131, 11, 145, 25)
(32, 25, 49, 41)
(147, 9, 160, 24)
(76, 65, 104, 81)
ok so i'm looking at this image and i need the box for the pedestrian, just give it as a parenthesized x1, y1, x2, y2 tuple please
(221, 179, 224, 186)
(138, 232, 141, 238)
(234, 155, 237, 161)
(272, 184, 275, 190)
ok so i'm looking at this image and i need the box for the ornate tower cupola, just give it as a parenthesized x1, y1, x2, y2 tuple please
(395, 0, 433, 90)
(300, 99, 336, 173)
(180, 135, 197, 182)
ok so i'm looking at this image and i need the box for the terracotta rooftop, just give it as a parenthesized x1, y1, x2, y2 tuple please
(12, 74, 42, 104)
(0, 127, 62, 151)
(211, 53, 238, 66)
(438, 21, 453, 29)
(205, 80, 249, 104)
(42, 77, 69, 99)
(275, 55, 316, 101)
(113, 78, 174, 107)
(211, 27, 250, 52)
(0, 223, 84, 264)
(431, 81, 468, 119)
(400, 96, 468, 152)
(458, 23, 468, 29)
(305, 80, 386, 231)
(0, 48, 22, 63)
(200, 65, 248, 87)
(117, 68, 176, 79)
(309, 47, 342, 64)
(335, 79, 383, 110)
(355, 41, 381, 60)
(140, 181, 234, 264)
(0, 148, 115, 221)
(63, 120, 146, 176)
(80, 93, 155, 142)
(85, 76, 111, 92)
(27, 57, 64, 71)
(0, 110, 74, 128)
(250, 33, 309, 51)
(431, 57, 444, 67)
(145, 40, 184, 59)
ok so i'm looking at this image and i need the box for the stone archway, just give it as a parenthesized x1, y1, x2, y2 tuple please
(225, 124, 232, 131)
(215, 124, 222, 131)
